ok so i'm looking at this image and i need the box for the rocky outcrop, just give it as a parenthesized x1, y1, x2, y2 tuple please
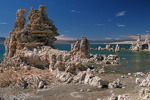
(1, 5, 120, 90)
(130, 34, 150, 51)
(138, 74, 150, 100)
(108, 79, 123, 89)
(115, 44, 120, 52)
(106, 44, 114, 51)
(106, 93, 130, 100)
(80, 36, 90, 58)
(101, 54, 120, 65)
(50, 68, 106, 88)
(71, 36, 90, 58)
(3, 5, 59, 66)
(98, 46, 102, 50)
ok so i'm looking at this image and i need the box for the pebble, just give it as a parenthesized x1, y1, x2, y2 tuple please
(87, 89, 91, 92)
(136, 78, 140, 84)
(80, 89, 84, 92)
(128, 73, 131, 76)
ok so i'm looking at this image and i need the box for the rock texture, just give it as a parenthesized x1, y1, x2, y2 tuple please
(138, 74, 150, 100)
(3, 6, 59, 67)
(108, 79, 123, 89)
(106, 93, 130, 100)
(101, 54, 120, 65)
(71, 37, 90, 58)
(106, 44, 114, 51)
(130, 34, 150, 51)
(1, 5, 118, 89)
(115, 44, 120, 52)
(0, 5, 121, 90)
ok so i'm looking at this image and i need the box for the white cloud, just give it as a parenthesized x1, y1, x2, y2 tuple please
(71, 10, 80, 14)
(96, 24, 103, 26)
(0, 22, 8, 24)
(117, 23, 125, 27)
(108, 19, 112, 21)
(146, 30, 149, 33)
(116, 11, 126, 17)
(56, 35, 76, 40)
(105, 37, 120, 40)
(105, 37, 113, 40)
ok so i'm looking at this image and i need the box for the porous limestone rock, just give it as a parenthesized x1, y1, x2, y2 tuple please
(3, 5, 59, 67)
(130, 34, 150, 51)
(101, 54, 120, 65)
(71, 37, 90, 58)
(1, 5, 120, 89)
(108, 79, 123, 89)
(98, 46, 102, 50)
(138, 74, 150, 100)
(107, 93, 130, 100)
(106, 44, 114, 51)
(80, 36, 90, 58)
(115, 44, 120, 52)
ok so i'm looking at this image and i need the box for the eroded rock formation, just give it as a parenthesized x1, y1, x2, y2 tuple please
(138, 74, 150, 100)
(130, 34, 150, 51)
(115, 44, 120, 52)
(71, 36, 90, 58)
(0, 5, 120, 90)
(3, 5, 59, 66)
(0, 5, 111, 89)
(80, 36, 90, 58)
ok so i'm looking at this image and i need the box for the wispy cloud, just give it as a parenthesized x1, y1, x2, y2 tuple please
(105, 37, 113, 40)
(96, 24, 103, 26)
(71, 10, 80, 14)
(56, 35, 76, 40)
(0, 22, 8, 24)
(146, 30, 149, 33)
(117, 23, 125, 27)
(106, 37, 120, 40)
(116, 11, 126, 17)
(108, 19, 112, 22)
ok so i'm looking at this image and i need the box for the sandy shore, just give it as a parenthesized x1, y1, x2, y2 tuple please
(0, 66, 146, 100)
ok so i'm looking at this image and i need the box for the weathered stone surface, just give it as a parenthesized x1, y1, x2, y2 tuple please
(106, 44, 114, 51)
(115, 44, 120, 52)
(101, 54, 120, 65)
(98, 46, 102, 50)
(130, 34, 150, 51)
(80, 36, 90, 58)
(71, 37, 90, 58)
(3, 5, 59, 67)
(1, 5, 120, 90)
(138, 74, 150, 100)
(107, 93, 130, 100)
(108, 79, 123, 89)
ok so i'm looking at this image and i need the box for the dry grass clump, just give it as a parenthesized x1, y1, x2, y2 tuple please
(0, 68, 54, 88)
(0, 69, 18, 87)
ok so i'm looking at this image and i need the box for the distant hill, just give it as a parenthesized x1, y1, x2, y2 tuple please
(55, 38, 136, 44)
(0, 37, 136, 44)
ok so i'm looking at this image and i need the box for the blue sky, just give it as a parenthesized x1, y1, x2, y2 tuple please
(0, 0, 150, 40)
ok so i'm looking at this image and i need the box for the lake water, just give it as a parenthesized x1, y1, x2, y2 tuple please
(1, 44, 150, 72)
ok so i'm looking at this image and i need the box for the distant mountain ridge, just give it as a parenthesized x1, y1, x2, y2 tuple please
(55, 38, 136, 44)
(0, 37, 136, 44)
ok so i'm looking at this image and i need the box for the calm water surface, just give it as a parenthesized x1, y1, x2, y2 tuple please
(1, 44, 150, 72)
